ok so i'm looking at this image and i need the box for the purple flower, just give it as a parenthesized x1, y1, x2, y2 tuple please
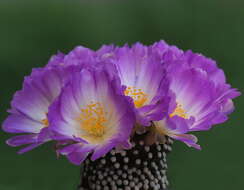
(48, 67, 135, 165)
(180, 51, 240, 125)
(109, 43, 170, 126)
(154, 48, 240, 149)
(165, 55, 240, 131)
(2, 67, 64, 153)
(2, 40, 240, 162)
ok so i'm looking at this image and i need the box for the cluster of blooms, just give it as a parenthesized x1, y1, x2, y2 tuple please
(2, 41, 240, 165)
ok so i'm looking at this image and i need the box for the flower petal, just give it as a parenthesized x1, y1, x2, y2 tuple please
(91, 141, 115, 161)
(6, 134, 38, 147)
(66, 145, 94, 165)
(2, 114, 43, 133)
(18, 142, 44, 154)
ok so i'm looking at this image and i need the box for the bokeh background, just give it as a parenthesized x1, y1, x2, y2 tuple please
(0, 0, 243, 189)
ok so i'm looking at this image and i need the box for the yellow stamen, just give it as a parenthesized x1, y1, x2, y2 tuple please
(78, 102, 107, 137)
(170, 103, 188, 119)
(41, 118, 49, 127)
(124, 86, 148, 108)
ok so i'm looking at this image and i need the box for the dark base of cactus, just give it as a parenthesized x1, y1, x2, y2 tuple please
(78, 135, 173, 190)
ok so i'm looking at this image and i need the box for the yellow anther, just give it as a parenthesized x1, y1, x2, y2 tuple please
(124, 86, 148, 108)
(170, 103, 188, 119)
(78, 102, 107, 137)
(41, 119, 49, 127)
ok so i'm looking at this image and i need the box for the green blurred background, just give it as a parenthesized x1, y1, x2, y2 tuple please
(0, 0, 243, 189)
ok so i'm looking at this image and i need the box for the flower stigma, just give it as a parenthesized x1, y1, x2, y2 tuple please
(170, 103, 189, 119)
(124, 86, 148, 108)
(79, 102, 107, 137)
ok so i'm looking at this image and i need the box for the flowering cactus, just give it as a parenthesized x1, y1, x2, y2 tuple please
(2, 41, 240, 166)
